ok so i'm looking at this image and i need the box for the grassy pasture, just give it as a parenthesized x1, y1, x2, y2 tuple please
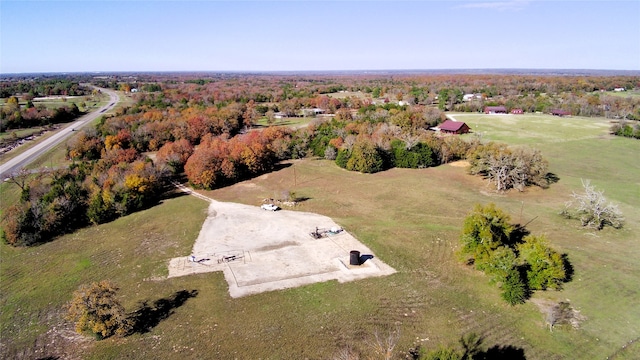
(326, 90, 369, 100)
(1, 113, 639, 359)
(598, 90, 640, 98)
(255, 116, 315, 128)
(0, 94, 108, 112)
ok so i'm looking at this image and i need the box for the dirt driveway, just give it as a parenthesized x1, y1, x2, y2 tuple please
(167, 199, 396, 298)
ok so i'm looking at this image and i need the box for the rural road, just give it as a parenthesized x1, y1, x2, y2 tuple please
(0, 86, 119, 179)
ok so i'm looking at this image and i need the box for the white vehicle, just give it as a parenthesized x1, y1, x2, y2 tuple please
(261, 203, 279, 211)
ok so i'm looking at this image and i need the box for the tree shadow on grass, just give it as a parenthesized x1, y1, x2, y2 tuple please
(160, 188, 189, 201)
(544, 172, 560, 186)
(462, 333, 527, 360)
(409, 333, 527, 360)
(562, 253, 574, 282)
(127, 289, 198, 335)
(292, 195, 312, 203)
(508, 224, 531, 247)
(480, 344, 527, 359)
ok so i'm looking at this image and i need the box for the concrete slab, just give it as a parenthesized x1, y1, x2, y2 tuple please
(167, 200, 396, 298)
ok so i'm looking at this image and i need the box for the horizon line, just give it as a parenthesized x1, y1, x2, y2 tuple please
(3, 68, 640, 77)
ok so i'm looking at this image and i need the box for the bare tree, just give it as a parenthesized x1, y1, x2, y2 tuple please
(366, 327, 401, 360)
(4, 168, 33, 194)
(332, 346, 360, 360)
(324, 146, 337, 160)
(561, 179, 624, 230)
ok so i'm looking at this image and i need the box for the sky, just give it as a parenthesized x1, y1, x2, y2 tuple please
(1, 0, 639, 73)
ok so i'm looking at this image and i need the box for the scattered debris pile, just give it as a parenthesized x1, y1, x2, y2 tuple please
(534, 300, 587, 332)
(310, 226, 343, 239)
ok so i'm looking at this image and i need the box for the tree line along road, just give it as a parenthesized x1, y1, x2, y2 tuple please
(0, 86, 119, 179)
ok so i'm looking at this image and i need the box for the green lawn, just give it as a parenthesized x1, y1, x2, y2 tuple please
(1, 114, 639, 359)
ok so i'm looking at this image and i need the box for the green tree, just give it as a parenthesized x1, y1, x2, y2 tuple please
(484, 246, 518, 284)
(391, 140, 435, 169)
(517, 235, 567, 290)
(501, 268, 528, 305)
(335, 148, 351, 168)
(67, 280, 131, 339)
(459, 203, 514, 269)
(346, 138, 384, 173)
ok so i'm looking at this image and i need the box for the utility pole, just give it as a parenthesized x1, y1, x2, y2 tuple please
(293, 166, 297, 187)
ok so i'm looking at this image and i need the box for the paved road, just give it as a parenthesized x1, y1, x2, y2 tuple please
(0, 87, 119, 179)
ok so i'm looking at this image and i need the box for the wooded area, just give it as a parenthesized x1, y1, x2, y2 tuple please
(1, 72, 638, 247)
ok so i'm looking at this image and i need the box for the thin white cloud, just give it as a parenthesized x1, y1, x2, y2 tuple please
(455, 0, 531, 11)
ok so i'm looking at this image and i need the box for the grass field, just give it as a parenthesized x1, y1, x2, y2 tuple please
(255, 116, 315, 128)
(1, 113, 639, 359)
(0, 94, 106, 112)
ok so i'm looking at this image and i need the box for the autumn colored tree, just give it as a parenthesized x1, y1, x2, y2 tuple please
(67, 129, 104, 161)
(243, 100, 258, 128)
(184, 145, 223, 189)
(67, 280, 131, 339)
(156, 139, 194, 173)
(104, 129, 132, 150)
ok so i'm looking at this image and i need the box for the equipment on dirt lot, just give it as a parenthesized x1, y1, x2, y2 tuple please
(218, 254, 243, 263)
(350, 250, 361, 266)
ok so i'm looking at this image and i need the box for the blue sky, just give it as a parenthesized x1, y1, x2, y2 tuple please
(1, 0, 639, 73)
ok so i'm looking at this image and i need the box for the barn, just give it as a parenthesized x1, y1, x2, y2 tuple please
(484, 106, 507, 114)
(551, 109, 571, 117)
(438, 120, 471, 134)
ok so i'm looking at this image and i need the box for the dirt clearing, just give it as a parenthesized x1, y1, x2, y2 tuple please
(167, 199, 396, 298)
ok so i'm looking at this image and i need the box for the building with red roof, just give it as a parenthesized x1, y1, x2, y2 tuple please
(484, 106, 507, 114)
(438, 120, 471, 134)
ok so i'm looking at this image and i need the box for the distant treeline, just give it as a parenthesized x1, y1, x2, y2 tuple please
(0, 79, 90, 98)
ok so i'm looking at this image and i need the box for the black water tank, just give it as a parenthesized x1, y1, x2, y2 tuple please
(350, 250, 361, 266)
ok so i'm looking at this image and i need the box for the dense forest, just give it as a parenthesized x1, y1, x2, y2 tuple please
(2, 73, 639, 245)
